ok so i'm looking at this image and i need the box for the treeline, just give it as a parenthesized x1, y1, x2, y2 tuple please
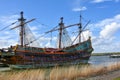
(92, 52, 120, 56)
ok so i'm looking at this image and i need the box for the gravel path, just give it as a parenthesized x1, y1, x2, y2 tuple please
(86, 70, 120, 80)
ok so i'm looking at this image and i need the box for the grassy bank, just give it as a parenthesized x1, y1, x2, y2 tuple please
(114, 77, 120, 80)
(92, 52, 120, 56)
(0, 62, 120, 80)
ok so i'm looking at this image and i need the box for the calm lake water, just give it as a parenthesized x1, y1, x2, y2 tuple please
(89, 55, 120, 66)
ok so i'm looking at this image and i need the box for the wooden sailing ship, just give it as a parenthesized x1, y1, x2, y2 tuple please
(0, 12, 93, 68)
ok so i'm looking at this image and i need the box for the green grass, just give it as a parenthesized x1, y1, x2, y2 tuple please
(114, 77, 120, 80)
(92, 52, 120, 56)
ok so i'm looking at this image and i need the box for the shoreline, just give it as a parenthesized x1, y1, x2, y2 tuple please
(0, 67, 120, 80)
(85, 69, 120, 80)
(0, 62, 120, 80)
(92, 52, 120, 56)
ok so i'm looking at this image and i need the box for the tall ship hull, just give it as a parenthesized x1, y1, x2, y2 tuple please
(1, 39, 93, 69)
(0, 12, 93, 69)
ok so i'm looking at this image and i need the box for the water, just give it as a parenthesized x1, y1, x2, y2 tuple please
(89, 55, 120, 66)
(0, 67, 10, 71)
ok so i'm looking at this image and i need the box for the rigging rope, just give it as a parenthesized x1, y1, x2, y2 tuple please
(0, 21, 18, 31)
(25, 25, 59, 46)
(50, 32, 52, 43)
(60, 28, 72, 48)
(35, 20, 49, 27)
(24, 25, 40, 47)
(25, 33, 48, 46)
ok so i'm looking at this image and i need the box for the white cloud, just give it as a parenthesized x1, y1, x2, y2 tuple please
(29, 26, 38, 31)
(91, 0, 118, 3)
(91, 14, 120, 52)
(0, 14, 19, 48)
(100, 22, 120, 38)
(38, 36, 57, 48)
(72, 7, 87, 11)
(0, 15, 19, 26)
(72, 0, 87, 12)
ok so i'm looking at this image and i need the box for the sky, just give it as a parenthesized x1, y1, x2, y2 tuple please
(0, 0, 120, 53)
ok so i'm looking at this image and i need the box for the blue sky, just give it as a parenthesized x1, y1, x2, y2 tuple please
(0, 0, 120, 53)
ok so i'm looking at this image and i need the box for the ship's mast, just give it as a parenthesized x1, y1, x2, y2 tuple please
(44, 17, 80, 48)
(10, 12, 35, 47)
(18, 11, 26, 47)
(79, 15, 82, 43)
(58, 17, 64, 49)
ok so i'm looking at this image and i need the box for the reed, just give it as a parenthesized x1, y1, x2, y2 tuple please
(0, 62, 120, 80)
